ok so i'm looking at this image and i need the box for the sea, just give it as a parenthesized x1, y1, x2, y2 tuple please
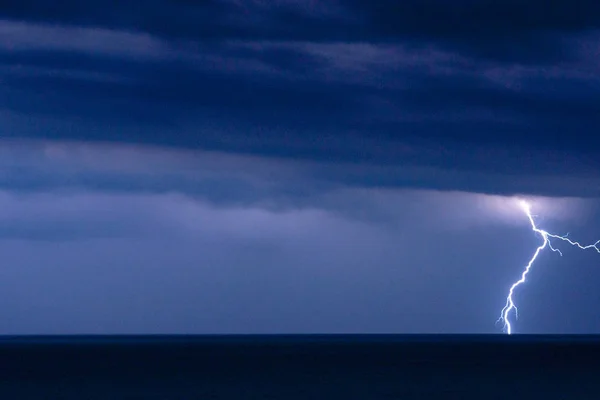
(0, 334, 599, 399)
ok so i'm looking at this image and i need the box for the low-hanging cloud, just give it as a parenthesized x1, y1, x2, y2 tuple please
(1, 139, 599, 200)
(0, 140, 598, 334)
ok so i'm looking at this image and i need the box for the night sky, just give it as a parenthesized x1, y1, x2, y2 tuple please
(1, 1, 600, 334)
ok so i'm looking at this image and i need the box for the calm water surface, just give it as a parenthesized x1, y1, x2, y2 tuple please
(0, 334, 598, 399)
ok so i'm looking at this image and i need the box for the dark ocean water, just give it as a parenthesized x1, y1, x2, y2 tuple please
(1, 334, 599, 399)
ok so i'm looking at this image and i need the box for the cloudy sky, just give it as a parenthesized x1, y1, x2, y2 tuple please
(1, 1, 600, 334)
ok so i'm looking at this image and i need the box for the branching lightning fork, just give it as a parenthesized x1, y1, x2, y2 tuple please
(497, 200, 600, 334)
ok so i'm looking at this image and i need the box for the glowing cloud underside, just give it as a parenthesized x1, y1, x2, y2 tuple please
(497, 200, 600, 334)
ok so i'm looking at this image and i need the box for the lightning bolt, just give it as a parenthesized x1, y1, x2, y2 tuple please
(497, 199, 600, 334)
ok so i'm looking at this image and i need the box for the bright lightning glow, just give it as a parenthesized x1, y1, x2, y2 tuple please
(497, 199, 600, 334)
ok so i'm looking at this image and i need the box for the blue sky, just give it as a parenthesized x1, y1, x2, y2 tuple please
(1, 1, 600, 334)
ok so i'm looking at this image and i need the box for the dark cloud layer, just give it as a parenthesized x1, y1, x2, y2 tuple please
(4, 1, 600, 41)
(1, 1, 600, 197)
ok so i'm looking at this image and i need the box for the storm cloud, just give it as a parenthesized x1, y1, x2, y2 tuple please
(1, 0, 599, 197)
(1, 2, 600, 334)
